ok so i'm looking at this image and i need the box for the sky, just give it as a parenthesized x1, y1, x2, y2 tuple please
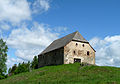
(0, 0, 120, 70)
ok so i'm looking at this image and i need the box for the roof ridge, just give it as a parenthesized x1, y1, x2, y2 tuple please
(72, 31, 88, 42)
(55, 31, 77, 41)
(39, 31, 89, 55)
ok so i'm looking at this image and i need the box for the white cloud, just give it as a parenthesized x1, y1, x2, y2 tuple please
(6, 22, 59, 61)
(0, 0, 51, 31)
(6, 23, 67, 70)
(0, 0, 31, 25)
(0, 30, 3, 38)
(32, 0, 50, 13)
(0, 22, 10, 30)
(89, 35, 120, 67)
(6, 56, 25, 70)
(54, 26, 68, 33)
(0, 0, 52, 70)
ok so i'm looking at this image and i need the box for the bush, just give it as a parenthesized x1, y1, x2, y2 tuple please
(80, 62, 93, 66)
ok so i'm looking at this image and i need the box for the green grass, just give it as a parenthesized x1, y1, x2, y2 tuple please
(0, 63, 120, 84)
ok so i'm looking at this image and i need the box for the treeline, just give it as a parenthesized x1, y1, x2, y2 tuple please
(8, 56, 38, 76)
(0, 38, 39, 79)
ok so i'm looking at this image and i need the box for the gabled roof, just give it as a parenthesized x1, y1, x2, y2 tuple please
(39, 31, 94, 55)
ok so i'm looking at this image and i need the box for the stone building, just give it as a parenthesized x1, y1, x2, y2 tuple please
(38, 31, 95, 68)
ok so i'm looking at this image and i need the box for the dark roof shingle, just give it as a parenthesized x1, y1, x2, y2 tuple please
(39, 31, 89, 55)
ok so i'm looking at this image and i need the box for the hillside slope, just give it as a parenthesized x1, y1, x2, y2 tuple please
(0, 63, 120, 84)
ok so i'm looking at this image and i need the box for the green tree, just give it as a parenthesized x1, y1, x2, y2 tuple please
(0, 39, 8, 79)
(27, 61, 31, 72)
(14, 62, 30, 74)
(31, 56, 38, 69)
(10, 64, 17, 75)
(8, 68, 11, 74)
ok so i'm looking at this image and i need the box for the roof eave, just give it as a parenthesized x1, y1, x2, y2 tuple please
(72, 39, 89, 43)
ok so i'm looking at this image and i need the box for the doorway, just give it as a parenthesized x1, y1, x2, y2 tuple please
(74, 58, 81, 63)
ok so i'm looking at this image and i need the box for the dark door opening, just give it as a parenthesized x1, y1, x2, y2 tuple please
(74, 58, 81, 63)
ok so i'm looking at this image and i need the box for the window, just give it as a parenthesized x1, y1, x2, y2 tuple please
(82, 44, 85, 47)
(74, 58, 81, 63)
(76, 43, 78, 46)
(87, 51, 90, 56)
(73, 51, 76, 55)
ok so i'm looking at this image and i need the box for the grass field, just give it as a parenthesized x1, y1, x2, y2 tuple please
(0, 63, 120, 84)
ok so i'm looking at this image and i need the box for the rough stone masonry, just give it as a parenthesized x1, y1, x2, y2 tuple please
(38, 31, 95, 68)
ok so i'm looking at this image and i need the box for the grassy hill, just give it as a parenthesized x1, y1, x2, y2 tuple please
(0, 63, 120, 84)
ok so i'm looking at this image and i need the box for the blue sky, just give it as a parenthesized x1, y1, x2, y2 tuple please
(0, 0, 120, 69)
(34, 0, 120, 39)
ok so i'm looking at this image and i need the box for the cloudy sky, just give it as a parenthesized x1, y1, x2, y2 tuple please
(0, 0, 120, 69)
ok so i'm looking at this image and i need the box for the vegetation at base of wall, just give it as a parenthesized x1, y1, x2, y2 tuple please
(0, 63, 120, 84)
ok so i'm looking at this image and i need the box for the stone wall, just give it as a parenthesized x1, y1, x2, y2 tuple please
(38, 40, 95, 68)
(38, 48, 64, 68)
(64, 41, 95, 64)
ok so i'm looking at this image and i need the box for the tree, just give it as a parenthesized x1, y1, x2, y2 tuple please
(31, 56, 38, 69)
(8, 64, 17, 76)
(14, 62, 30, 75)
(27, 61, 31, 72)
(0, 39, 8, 79)
(10, 64, 17, 75)
(8, 68, 11, 74)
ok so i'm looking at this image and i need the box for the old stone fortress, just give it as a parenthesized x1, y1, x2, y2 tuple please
(38, 31, 95, 68)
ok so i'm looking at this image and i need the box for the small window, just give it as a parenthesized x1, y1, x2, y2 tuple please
(73, 51, 76, 54)
(87, 51, 90, 56)
(76, 43, 78, 46)
(82, 44, 85, 47)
